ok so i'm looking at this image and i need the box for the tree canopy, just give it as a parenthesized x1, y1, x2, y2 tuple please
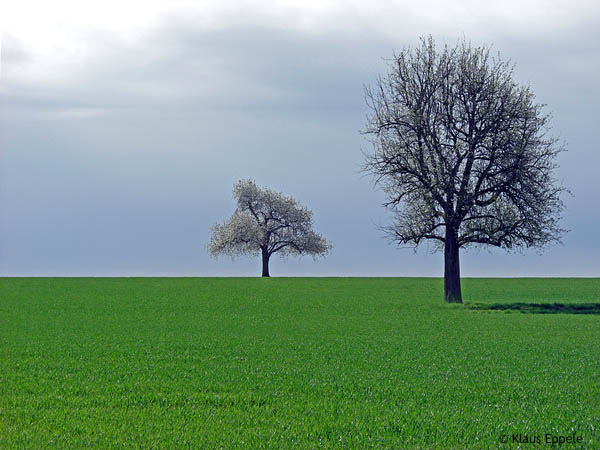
(208, 180, 331, 276)
(363, 36, 568, 302)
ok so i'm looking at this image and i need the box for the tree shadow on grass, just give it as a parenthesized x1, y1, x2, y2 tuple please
(467, 302, 600, 314)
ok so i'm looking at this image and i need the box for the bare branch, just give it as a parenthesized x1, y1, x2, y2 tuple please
(363, 35, 567, 253)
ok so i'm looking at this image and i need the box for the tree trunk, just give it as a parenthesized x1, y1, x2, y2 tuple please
(261, 249, 270, 277)
(443, 226, 462, 303)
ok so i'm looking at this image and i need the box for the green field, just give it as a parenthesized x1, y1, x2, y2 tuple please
(1, 278, 599, 449)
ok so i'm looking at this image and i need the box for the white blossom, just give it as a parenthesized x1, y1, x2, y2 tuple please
(208, 180, 331, 276)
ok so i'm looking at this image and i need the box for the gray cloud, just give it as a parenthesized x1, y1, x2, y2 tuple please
(1, 6, 599, 276)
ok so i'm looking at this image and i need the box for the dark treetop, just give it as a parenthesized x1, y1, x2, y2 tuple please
(363, 36, 568, 301)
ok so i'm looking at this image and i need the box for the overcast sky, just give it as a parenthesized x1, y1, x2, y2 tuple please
(1, 0, 599, 277)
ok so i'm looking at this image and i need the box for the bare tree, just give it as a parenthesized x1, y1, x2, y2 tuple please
(363, 36, 567, 303)
(208, 180, 331, 277)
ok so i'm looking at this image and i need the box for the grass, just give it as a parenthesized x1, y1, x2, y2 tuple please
(1, 277, 599, 449)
